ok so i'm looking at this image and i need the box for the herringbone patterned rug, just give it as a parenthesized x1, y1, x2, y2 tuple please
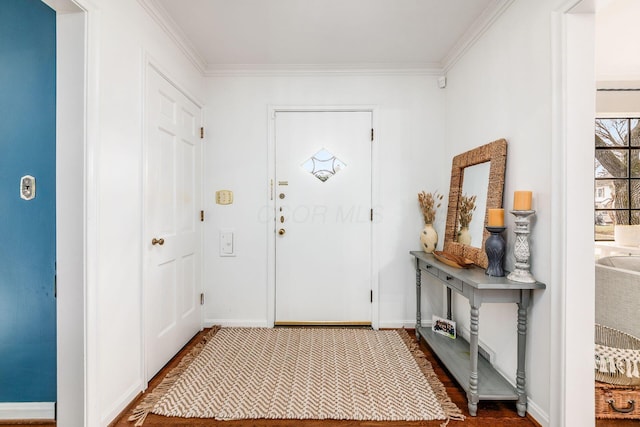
(130, 327, 464, 426)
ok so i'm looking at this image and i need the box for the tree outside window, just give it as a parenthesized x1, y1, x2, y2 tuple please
(595, 118, 640, 240)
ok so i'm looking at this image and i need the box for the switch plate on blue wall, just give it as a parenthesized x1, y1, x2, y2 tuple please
(20, 175, 36, 200)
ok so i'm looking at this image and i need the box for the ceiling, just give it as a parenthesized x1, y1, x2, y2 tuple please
(144, 0, 511, 75)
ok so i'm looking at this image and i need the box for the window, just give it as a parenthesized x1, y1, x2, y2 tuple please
(594, 118, 640, 240)
(301, 148, 346, 182)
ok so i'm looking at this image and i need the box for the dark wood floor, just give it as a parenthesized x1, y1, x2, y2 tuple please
(1, 328, 630, 427)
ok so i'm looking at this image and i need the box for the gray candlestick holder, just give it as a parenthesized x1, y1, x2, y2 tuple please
(507, 210, 537, 283)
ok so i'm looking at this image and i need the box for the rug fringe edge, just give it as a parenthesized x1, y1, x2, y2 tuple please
(127, 325, 222, 426)
(397, 328, 466, 422)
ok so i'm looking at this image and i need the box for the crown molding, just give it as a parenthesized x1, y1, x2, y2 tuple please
(597, 78, 640, 90)
(137, 0, 207, 74)
(42, 0, 83, 13)
(441, 0, 516, 73)
(204, 63, 444, 78)
(204, 64, 442, 77)
(138, 0, 508, 78)
(136, 0, 443, 77)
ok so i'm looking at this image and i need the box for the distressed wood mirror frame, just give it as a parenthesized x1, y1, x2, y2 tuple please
(443, 139, 508, 268)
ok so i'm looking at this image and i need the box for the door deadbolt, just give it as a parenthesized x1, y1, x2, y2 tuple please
(280, 216, 285, 223)
(152, 237, 165, 246)
(279, 193, 285, 199)
(278, 228, 286, 236)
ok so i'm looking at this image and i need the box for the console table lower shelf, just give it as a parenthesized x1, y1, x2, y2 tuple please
(411, 250, 546, 417)
(418, 326, 518, 402)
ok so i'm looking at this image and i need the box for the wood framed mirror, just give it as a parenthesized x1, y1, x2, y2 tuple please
(443, 139, 507, 268)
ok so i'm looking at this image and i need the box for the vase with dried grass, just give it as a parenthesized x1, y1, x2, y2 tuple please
(418, 190, 443, 253)
(457, 194, 477, 246)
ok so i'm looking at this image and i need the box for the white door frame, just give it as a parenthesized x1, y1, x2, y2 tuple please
(140, 54, 205, 387)
(550, 1, 595, 426)
(47, 0, 97, 425)
(266, 105, 380, 329)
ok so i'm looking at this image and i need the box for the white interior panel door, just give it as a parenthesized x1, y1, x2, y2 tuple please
(145, 66, 202, 380)
(275, 111, 372, 324)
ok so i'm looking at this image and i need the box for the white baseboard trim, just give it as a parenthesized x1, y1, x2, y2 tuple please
(204, 319, 271, 328)
(526, 397, 549, 427)
(206, 320, 430, 330)
(0, 402, 55, 419)
(378, 319, 432, 329)
(100, 380, 142, 426)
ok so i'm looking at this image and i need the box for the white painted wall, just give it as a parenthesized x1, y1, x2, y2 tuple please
(202, 74, 448, 329)
(597, 91, 640, 115)
(82, 1, 205, 425)
(596, 0, 640, 82)
(595, 0, 640, 114)
(443, 0, 576, 425)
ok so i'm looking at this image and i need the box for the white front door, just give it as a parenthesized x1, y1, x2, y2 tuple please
(144, 66, 202, 380)
(275, 111, 372, 324)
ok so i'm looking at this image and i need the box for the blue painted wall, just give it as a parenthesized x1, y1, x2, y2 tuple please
(0, 0, 56, 402)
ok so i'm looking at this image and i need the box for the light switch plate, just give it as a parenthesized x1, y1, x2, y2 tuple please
(20, 175, 36, 200)
(216, 190, 233, 205)
(220, 230, 235, 256)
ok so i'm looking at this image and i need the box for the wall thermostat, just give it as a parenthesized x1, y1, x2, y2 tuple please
(216, 190, 233, 205)
(20, 175, 36, 200)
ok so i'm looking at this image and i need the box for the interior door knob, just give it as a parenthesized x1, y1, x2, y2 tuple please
(278, 229, 286, 236)
(152, 237, 165, 246)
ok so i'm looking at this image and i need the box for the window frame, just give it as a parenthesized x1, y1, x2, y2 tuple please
(594, 117, 640, 241)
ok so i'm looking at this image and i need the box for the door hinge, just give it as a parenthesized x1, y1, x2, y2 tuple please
(370, 208, 373, 222)
(370, 290, 373, 303)
(200, 293, 205, 305)
(200, 127, 204, 139)
(200, 210, 204, 222)
(371, 128, 374, 141)
(54, 262, 57, 298)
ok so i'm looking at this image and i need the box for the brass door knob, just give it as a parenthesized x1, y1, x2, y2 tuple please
(152, 237, 165, 246)
(278, 229, 286, 236)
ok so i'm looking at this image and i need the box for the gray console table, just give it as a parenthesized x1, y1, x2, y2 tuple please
(410, 250, 545, 417)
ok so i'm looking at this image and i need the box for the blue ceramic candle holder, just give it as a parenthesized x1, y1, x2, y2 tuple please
(485, 226, 506, 277)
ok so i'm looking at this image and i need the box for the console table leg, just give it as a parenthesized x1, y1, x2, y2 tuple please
(468, 302, 480, 416)
(415, 258, 422, 341)
(516, 291, 531, 417)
